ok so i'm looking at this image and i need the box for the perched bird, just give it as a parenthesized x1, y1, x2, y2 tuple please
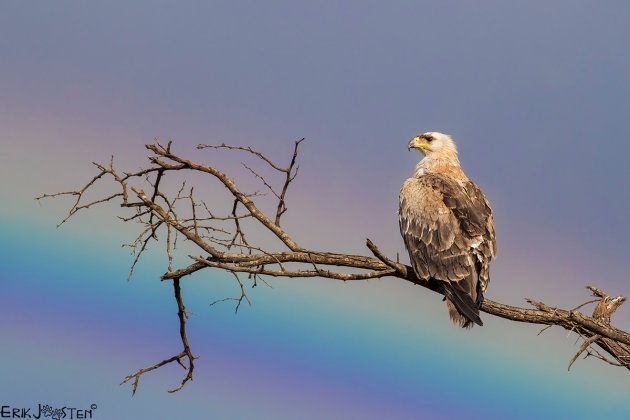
(399, 132, 496, 327)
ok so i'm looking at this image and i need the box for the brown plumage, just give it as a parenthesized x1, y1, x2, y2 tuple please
(399, 132, 496, 328)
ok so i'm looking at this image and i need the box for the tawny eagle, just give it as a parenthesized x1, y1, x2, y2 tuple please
(399, 132, 496, 328)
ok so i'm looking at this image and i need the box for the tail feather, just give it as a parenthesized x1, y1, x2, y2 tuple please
(441, 281, 483, 328)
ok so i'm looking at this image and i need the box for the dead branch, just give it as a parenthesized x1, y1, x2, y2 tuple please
(568, 334, 601, 371)
(38, 139, 629, 394)
(120, 278, 196, 394)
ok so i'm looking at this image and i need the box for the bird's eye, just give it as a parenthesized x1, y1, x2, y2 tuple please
(426, 137, 433, 142)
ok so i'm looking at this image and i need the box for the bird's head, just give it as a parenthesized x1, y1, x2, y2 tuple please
(408, 132, 457, 157)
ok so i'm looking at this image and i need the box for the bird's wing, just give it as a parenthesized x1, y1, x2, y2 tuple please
(437, 175, 496, 290)
(443, 180, 496, 254)
(399, 173, 495, 283)
(399, 175, 485, 326)
(399, 176, 473, 282)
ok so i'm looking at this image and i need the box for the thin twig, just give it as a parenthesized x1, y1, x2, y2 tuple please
(568, 335, 600, 371)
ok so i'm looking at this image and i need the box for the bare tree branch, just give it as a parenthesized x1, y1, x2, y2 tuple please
(38, 139, 629, 394)
(568, 335, 601, 371)
(120, 278, 196, 395)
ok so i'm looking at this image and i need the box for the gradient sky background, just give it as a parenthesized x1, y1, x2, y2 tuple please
(1, 1, 629, 419)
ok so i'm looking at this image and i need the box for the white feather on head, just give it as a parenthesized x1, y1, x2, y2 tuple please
(412, 132, 462, 177)
(419, 132, 458, 156)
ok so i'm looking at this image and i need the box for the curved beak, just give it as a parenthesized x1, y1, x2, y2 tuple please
(408, 136, 429, 152)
